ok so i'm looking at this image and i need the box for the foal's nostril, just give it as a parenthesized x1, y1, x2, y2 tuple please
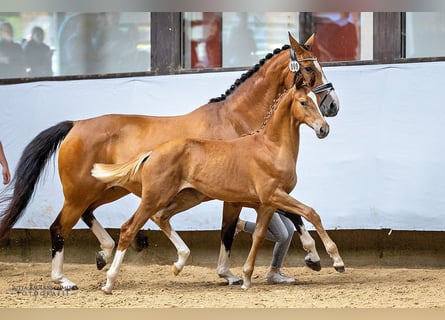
(329, 102, 337, 113)
(318, 125, 329, 138)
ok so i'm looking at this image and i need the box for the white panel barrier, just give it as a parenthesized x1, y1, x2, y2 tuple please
(1, 61, 444, 231)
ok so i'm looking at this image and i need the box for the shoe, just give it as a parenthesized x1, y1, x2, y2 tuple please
(265, 272, 296, 284)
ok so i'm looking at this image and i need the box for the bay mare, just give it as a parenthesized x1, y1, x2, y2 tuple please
(0, 33, 340, 290)
(92, 85, 344, 293)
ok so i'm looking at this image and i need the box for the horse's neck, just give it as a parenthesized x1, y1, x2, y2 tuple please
(222, 51, 291, 131)
(263, 93, 301, 162)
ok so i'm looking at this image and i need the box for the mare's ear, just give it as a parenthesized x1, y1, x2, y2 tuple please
(288, 31, 304, 55)
(304, 33, 316, 50)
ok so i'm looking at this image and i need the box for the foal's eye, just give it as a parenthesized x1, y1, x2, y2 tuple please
(300, 100, 308, 106)
(304, 67, 314, 73)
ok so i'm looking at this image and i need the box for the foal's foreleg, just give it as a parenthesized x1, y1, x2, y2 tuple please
(272, 192, 345, 272)
(277, 209, 321, 271)
(102, 206, 154, 294)
(216, 202, 243, 285)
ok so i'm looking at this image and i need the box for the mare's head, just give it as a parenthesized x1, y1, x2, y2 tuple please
(288, 32, 340, 117)
(291, 86, 329, 139)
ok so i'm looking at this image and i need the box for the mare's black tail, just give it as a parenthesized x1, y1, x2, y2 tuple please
(0, 121, 74, 239)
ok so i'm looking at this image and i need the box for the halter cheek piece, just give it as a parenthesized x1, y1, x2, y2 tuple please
(289, 47, 317, 87)
(289, 47, 336, 108)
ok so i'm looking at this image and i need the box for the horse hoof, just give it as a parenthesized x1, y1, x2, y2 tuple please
(96, 252, 107, 270)
(172, 264, 181, 276)
(305, 259, 322, 272)
(61, 285, 78, 291)
(334, 266, 345, 273)
(101, 287, 112, 295)
(228, 279, 243, 286)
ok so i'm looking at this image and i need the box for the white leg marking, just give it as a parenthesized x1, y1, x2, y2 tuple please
(216, 243, 242, 285)
(51, 249, 78, 290)
(91, 220, 115, 262)
(299, 225, 321, 263)
(102, 249, 126, 294)
(167, 230, 190, 275)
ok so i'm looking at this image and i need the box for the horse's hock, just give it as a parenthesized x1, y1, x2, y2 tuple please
(1, 228, 444, 268)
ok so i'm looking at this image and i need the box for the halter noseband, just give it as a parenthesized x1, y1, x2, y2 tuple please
(313, 82, 335, 108)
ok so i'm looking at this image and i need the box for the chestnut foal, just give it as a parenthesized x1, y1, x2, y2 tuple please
(92, 85, 344, 293)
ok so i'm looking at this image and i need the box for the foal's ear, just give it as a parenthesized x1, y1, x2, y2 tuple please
(304, 33, 316, 50)
(288, 31, 304, 55)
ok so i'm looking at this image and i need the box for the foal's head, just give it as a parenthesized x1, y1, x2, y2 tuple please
(292, 86, 330, 139)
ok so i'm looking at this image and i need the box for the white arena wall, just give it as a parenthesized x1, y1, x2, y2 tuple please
(1, 61, 444, 231)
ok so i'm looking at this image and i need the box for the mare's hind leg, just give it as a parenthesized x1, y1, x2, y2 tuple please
(272, 191, 345, 272)
(82, 209, 115, 271)
(50, 201, 89, 290)
(216, 202, 243, 285)
(81, 187, 130, 270)
(277, 209, 321, 271)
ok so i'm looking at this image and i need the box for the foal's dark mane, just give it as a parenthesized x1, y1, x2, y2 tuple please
(208, 44, 291, 103)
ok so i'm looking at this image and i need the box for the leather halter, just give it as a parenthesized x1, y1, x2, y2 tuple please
(289, 47, 336, 115)
(289, 47, 317, 86)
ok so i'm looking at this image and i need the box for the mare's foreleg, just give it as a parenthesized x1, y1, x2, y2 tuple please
(241, 206, 275, 289)
(272, 191, 345, 272)
(216, 202, 243, 285)
(277, 209, 321, 271)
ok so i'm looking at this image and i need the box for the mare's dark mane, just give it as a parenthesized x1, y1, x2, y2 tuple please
(208, 44, 291, 103)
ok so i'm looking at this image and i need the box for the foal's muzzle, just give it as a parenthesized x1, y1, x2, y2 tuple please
(314, 121, 330, 139)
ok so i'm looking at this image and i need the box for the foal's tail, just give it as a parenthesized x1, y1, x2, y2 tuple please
(91, 151, 152, 186)
(0, 121, 74, 240)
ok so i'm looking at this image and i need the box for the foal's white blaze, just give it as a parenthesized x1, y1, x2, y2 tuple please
(307, 91, 323, 118)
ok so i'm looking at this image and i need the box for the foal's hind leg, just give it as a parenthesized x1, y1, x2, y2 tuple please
(150, 189, 208, 275)
(277, 209, 321, 271)
(216, 202, 243, 285)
